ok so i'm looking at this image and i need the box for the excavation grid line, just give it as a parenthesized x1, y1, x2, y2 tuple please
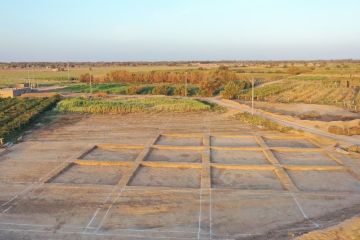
(3, 130, 359, 239)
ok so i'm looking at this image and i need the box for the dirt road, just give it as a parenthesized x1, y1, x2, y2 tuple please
(209, 98, 360, 146)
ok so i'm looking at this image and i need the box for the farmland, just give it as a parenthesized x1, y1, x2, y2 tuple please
(0, 96, 59, 141)
(60, 83, 201, 96)
(237, 79, 360, 110)
(0, 65, 199, 87)
(56, 97, 221, 114)
(1, 61, 360, 240)
(2, 61, 360, 100)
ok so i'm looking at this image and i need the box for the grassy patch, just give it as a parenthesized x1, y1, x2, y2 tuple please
(56, 97, 222, 114)
(235, 112, 293, 133)
(60, 83, 129, 94)
(60, 83, 201, 96)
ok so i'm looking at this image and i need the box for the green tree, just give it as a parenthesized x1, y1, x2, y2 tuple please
(222, 81, 240, 99)
(222, 80, 251, 99)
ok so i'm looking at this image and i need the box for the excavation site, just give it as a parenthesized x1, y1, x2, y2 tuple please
(0, 111, 360, 240)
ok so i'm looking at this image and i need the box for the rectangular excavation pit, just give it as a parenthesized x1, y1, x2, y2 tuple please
(211, 191, 304, 237)
(272, 150, 338, 166)
(210, 149, 269, 165)
(98, 190, 200, 237)
(1, 185, 112, 229)
(128, 165, 201, 188)
(211, 167, 283, 190)
(79, 145, 142, 162)
(210, 136, 259, 147)
(287, 170, 360, 192)
(264, 137, 319, 148)
(49, 164, 128, 185)
(145, 148, 202, 163)
(155, 135, 203, 146)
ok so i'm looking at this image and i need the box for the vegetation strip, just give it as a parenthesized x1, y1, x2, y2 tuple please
(235, 112, 294, 133)
(56, 97, 224, 114)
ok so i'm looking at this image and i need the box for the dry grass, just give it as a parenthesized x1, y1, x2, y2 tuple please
(234, 112, 294, 133)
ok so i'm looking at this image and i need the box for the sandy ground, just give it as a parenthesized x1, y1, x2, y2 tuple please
(238, 101, 360, 121)
(239, 101, 360, 120)
(0, 111, 360, 239)
(297, 216, 360, 240)
(217, 99, 360, 144)
(238, 100, 360, 138)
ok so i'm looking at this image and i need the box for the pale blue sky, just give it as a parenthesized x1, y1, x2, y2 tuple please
(1, 0, 359, 61)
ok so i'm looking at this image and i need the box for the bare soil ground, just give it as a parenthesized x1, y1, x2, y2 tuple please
(297, 215, 360, 240)
(239, 101, 360, 121)
(0, 111, 360, 239)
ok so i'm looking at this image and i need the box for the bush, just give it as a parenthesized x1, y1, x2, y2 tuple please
(79, 73, 94, 83)
(298, 111, 321, 120)
(328, 125, 360, 136)
(347, 126, 360, 135)
(328, 125, 346, 135)
(152, 85, 173, 96)
(222, 80, 251, 99)
(347, 145, 360, 153)
(174, 85, 186, 96)
(199, 78, 224, 96)
(127, 85, 143, 95)
(287, 66, 308, 75)
(222, 81, 239, 99)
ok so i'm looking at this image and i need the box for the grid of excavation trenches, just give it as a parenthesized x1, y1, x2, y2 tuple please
(41, 133, 360, 239)
(48, 133, 359, 192)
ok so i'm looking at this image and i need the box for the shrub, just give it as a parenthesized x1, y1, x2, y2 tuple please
(222, 81, 239, 99)
(298, 111, 321, 120)
(79, 73, 95, 83)
(347, 145, 360, 153)
(152, 85, 173, 95)
(328, 125, 360, 136)
(287, 66, 307, 75)
(328, 126, 346, 135)
(127, 85, 143, 95)
(173, 85, 186, 96)
(347, 126, 360, 136)
(199, 78, 224, 96)
(222, 80, 251, 99)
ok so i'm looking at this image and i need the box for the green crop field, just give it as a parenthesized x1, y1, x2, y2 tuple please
(56, 97, 222, 114)
(60, 83, 201, 96)
(0, 96, 60, 142)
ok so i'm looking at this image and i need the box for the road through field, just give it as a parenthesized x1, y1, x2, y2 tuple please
(209, 98, 360, 146)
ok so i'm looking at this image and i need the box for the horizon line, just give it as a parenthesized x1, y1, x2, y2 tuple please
(1, 58, 360, 64)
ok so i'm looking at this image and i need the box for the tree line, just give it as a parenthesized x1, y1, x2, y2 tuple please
(80, 69, 243, 96)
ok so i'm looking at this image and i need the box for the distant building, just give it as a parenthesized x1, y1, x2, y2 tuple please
(0, 88, 31, 98)
(15, 83, 30, 88)
(51, 67, 66, 72)
(0, 85, 35, 98)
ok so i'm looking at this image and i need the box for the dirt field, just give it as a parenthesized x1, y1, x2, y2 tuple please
(0, 111, 360, 239)
(297, 216, 360, 240)
(239, 101, 360, 121)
